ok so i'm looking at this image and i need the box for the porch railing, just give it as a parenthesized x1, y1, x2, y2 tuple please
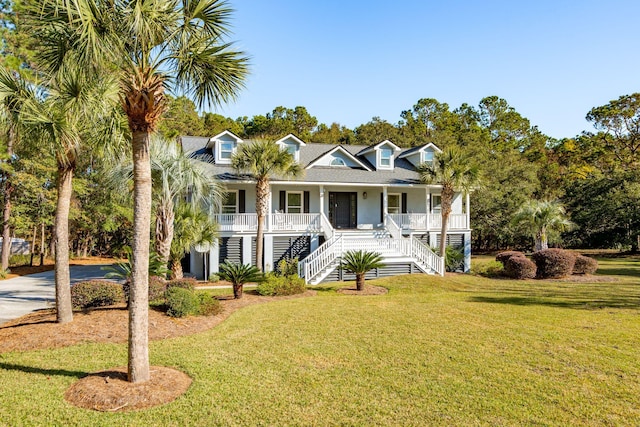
(212, 213, 321, 232)
(429, 213, 468, 230)
(389, 213, 428, 230)
(385, 214, 403, 239)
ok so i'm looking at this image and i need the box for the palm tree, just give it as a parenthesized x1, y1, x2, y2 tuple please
(232, 140, 302, 271)
(340, 250, 385, 291)
(218, 261, 263, 299)
(0, 68, 36, 272)
(170, 203, 218, 280)
(150, 137, 222, 265)
(512, 199, 573, 251)
(24, 0, 249, 383)
(0, 62, 125, 324)
(419, 147, 480, 266)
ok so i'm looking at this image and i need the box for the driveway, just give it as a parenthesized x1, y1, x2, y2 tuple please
(0, 264, 113, 326)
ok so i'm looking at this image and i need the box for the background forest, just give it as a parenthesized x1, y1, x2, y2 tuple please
(1, 1, 639, 260)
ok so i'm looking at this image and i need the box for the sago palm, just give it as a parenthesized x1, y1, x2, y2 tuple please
(23, 0, 249, 382)
(232, 140, 302, 271)
(341, 250, 385, 291)
(218, 261, 263, 299)
(512, 199, 573, 251)
(419, 147, 480, 266)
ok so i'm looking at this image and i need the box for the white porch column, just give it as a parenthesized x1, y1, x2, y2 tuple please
(463, 231, 472, 273)
(267, 186, 273, 232)
(465, 192, 471, 229)
(426, 189, 431, 230)
(319, 185, 325, 216)
(382, 186, 388, 225)
(242, 235, 252, 266)
(264, 234, 274, 272)
(210, 239, 219, 274)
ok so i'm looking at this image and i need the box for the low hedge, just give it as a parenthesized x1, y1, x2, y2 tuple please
(531, 248, 576, 279)
(165, 287, 200, 318)
(197, 292, 222, 316)
(166, 277, 198, 291)
(257, 274, 306, 296)
(71, 280, 124, 310)
(504, 256, 537, 279)
(495, 251, 526, 265)
(573, 254, 599, 275)
(122, 275, 167, 304)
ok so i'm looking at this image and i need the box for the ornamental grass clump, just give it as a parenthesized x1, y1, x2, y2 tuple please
(257, 274, 306, 296)
(573, 254, 599, 275)
(71, 280, 124, 310)
(531, 248, 576, 279)
(504, 256, 537, 279)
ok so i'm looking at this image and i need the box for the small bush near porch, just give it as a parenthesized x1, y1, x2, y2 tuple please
(1, 256, 639, 425)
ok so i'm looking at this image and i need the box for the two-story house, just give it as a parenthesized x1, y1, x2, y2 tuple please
(180, 131, 471, 284)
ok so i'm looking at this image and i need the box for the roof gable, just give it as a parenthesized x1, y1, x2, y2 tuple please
(306, 146, 373, 171)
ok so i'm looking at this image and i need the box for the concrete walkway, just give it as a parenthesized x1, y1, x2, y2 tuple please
(0, 264, 112, 326)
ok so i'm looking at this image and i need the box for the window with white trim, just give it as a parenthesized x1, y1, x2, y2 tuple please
(286, 191, 302, 213)
(432, 195, 442, 213)
(379, 148, 392, 168)
(388, 193, 401, 214)
(222, 191, 238, 214)
(219, 141, 234, 162)
(422, 150, 434, 165)
(282, 141, 298, 160)
(330, 157, 346, 166)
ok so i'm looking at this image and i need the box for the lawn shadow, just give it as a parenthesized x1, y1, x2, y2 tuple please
(0, 362, 87, 379)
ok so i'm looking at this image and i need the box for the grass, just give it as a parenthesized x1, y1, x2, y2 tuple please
(1, 256, 640, 425)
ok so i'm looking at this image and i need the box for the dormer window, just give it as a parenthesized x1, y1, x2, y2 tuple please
(283, 141, 297, 159)
(422, 150, 434, 165)
(331, 157, 346, 167)
(276, 134, 305, 162)
(209, 130, 243, 165)
(220, 141, 234, 161)
(379, 148, 392, 169)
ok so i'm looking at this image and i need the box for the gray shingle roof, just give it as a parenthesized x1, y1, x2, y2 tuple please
(183, 137, 429, 186)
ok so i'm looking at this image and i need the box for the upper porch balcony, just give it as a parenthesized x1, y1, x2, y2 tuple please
(212, 212, 469, 233)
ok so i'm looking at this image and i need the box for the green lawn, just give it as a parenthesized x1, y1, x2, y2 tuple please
(1, 257, 640, 425)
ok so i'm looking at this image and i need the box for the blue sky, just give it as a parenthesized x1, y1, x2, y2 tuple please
(212, 0, 640, 139)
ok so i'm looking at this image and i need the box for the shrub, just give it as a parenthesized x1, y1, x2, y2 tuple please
(122, 275, 167, 304)
(471, 260, 504, 278)
(495, 251, 525, 265)
(276, 257, 299, 277)
(531, 248, 576, 279)
(504, 256, 537, 279)
(445, 246, 465, 272)
(165, 287, 200, 318)
(257, 274, 307, 296)
(207, 273, 220, 283)
(196, 291, 222, 316)
(573, 254, 598, 275)
(166, 277, 198, 291)
(71, 280, 124, 310)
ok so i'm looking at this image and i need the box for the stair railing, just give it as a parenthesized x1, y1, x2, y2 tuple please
(299, 234, 342, 283)
(410, 236, 444, 276)
(384, 214, 403, 240)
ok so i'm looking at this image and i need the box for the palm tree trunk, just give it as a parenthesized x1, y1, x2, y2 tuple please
(129, 130, 152, 383)
(155, 198, 174, 265)
(1, 126, 15, 271)
(233, 283, 243, 299)
(54, 165, 74, 324)
(356, 273, 365, 291)
(255, 178, 269, 271)
(169, 257, 183, 280)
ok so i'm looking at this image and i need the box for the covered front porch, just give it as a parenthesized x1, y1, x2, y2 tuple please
(212, 183, 471, 233)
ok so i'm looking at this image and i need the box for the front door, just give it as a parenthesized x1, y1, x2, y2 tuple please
(329, 192, 357, 229)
